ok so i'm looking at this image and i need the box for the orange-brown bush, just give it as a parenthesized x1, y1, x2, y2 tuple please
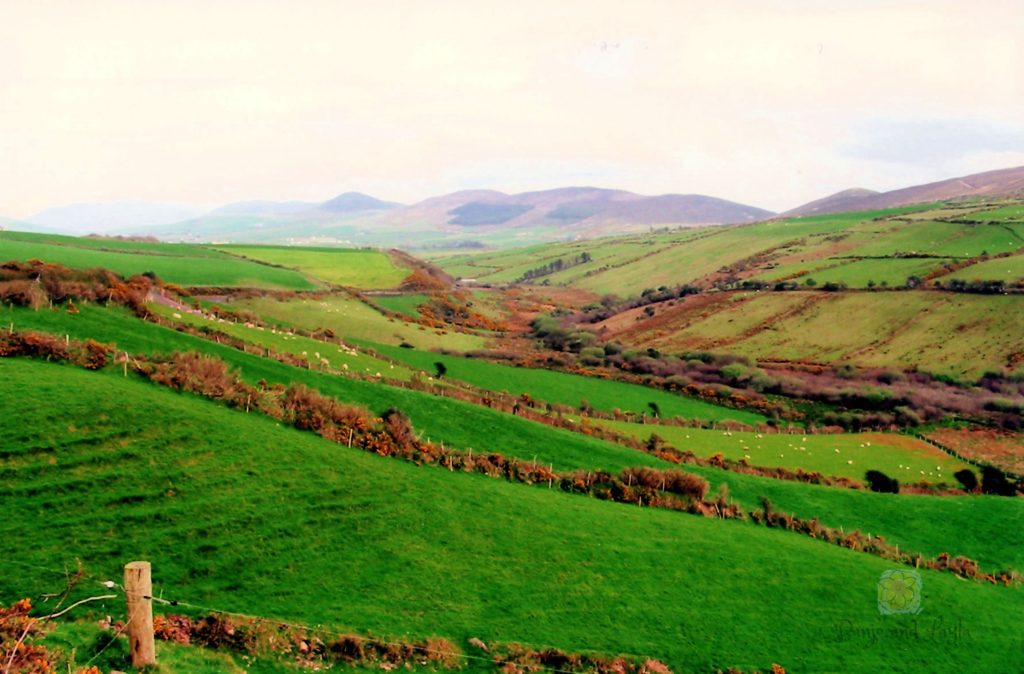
(620, 467, 710, 501)
(280, 384, 374, 436)
(0, 261, 152, 316)
(146, 352, 253, 408)
(0, 599, 54, 674)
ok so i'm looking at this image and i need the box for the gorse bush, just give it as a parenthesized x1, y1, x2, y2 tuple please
(1, 599, 52, 674)
(0, 259, 153, 315)
(0, 331, 111, 370)
(620, 467, 710, 501)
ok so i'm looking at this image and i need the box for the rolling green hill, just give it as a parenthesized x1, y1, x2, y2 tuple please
(3, 222, 1024, 674)
(597, 291, 1024, 379)
(2, 358, 1022, 673)
(0, 231, 318, 289)
(4, 302, 1022, 574)
(368, 342, 765, 424)
(435, 201, 1024, 297)
(229, 295, 489, 351)
(216, 245, 409, 289)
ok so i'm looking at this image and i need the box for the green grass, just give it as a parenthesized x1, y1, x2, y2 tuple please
(851, 221, 1023, 258)
(147, 302, 415, 379)
(6, 302, 1023, 575)
(960, 204, 1024, 222)
(373, 293, 429, 317)
(939, 254, 1024, 283)
(0, 304, 665, 474)
(688, 460, 1024, 571)
(230, 295, 488, 351)
(0, 231, 317, 289)
(597, 420, 971, 481)
(369, 342, 765, 424)
(435, 202, 1024, 299)
(767, 257, 954, 288)
(617, 290, 1024, 379)
(217, 245, 408, 288)
(3, 359, 1022, 674)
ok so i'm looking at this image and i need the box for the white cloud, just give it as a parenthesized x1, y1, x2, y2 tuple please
(0, 0, 1021, 216)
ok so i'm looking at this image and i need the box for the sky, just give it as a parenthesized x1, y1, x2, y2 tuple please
(2, 0, 1023, 217)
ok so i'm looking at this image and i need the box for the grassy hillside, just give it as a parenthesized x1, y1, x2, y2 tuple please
(230, 295, 489, 351)
(597, 420, 970, 481)
(4, 303, 1023, 574)
(148, 302, 416, 379)
(369, 342, 765, 424)
(0, 304, 668, 474)
(217, 245, 409, 288)
(0, 231, 317, 289)
(373, 293, 429, 317)
(599, 291, 1024, 379)
(434, 205, 953, 295)
(434, 202, 1024, 353)
(2, 358, 1022, 673)
(940, 254, 1024, 283)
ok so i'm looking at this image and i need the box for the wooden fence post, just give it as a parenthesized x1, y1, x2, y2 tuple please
(124, 560, 156, 667)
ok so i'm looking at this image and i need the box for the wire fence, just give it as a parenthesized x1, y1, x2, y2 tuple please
(4, 558, 667, 674)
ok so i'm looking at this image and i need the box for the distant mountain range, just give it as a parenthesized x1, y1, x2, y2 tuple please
(28, 188, 771, 248)
(784, 165, 1024, 217)
(7, 165, 1023, 247)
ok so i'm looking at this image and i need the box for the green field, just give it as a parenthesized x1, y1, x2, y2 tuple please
(5, 302, 1022, 575)
(435, 205, 950, 296)
(230, 295, 489, 351)
(5, 223, 1024, 674)
(0, 231, 317, 289)
(370, 342, 765, 424)
(764, 257, 954, 288)
(147, 302, 415, 379)
(598, 420, 971, 481)
(0, 304, 666, 474)
(961, 204, 1024, 222)
(938, 254, 1024, 283)
(2, 359, 1022, 673)
(435, 203, 1024, 300)
(373, 293, 429, 317)
(218, 245, 408, 288)
(607, 291, 1024, 379)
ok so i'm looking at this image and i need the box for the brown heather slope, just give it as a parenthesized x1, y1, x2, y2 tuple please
(785, 165, 1024, 217)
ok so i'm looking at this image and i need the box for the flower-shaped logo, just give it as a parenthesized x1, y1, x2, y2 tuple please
(877, 569, 922, 615)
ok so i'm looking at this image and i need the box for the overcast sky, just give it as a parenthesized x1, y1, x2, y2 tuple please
(2, 0, 1023, 216)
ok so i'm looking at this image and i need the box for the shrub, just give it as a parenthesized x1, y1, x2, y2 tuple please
(865, 470, 899, 494)
(382, 408, 416, 448)
(953, 469, 978, 492)
(1, 598, 54, 674)
(981, 465, 1017, 496)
